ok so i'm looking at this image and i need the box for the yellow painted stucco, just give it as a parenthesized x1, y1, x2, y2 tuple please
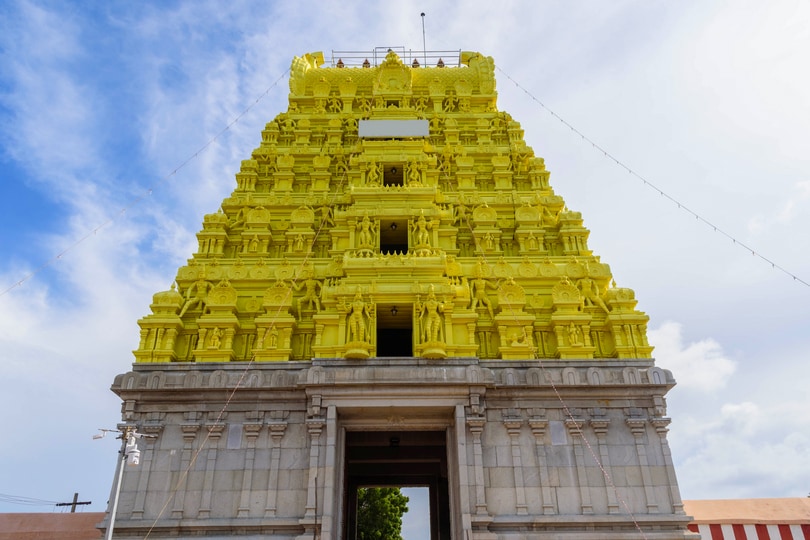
(134, 50, 652, 363)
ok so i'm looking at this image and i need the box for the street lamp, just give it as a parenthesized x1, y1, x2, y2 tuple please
(94, 426, 152, 540)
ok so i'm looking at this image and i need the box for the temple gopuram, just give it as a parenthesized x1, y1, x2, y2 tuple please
(107, 48, 694, 540)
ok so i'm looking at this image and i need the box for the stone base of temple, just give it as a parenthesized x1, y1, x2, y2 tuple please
(106, 358, 694, 540)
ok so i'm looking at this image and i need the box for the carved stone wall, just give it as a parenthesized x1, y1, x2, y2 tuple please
(107, 360, 692, 539)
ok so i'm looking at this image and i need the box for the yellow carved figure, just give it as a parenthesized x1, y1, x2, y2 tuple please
(417, 286, 444, 343)
(179, 273, 214, 317)
(345, 289, 374, 344)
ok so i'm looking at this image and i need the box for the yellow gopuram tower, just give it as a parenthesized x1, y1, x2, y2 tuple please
(108, 49, 692, 540)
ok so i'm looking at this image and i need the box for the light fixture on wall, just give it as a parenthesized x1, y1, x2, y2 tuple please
(390, 222, 397, 231)
(391, 306, 398, 316)
(391, 167, 397, 174)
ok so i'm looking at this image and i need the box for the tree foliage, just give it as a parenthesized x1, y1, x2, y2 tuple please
(356, 487, 410, 540)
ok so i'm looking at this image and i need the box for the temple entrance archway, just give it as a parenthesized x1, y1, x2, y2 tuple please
(343, 430, 451, 540)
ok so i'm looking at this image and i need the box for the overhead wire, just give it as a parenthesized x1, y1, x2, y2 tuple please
(496, 66, 809, 289)
(0, 492, 59, 507)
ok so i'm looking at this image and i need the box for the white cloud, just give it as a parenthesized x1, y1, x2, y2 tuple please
(649, 322, 736, 392)
(673, 399, 810, 498)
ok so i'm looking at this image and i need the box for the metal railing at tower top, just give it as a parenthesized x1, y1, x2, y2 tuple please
(330, 47, 462, 68)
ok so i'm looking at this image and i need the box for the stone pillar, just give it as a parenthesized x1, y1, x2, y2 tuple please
(503, 414, 528, 515)
(171, 421, 200, 518)
(565, 417, 593, 514)
(299, 415, 325, 539)
(264, 419, 288, 517)
(197, 422, 225, 519)
(320, 405, 338, 540)
(131, 423, 163, 519)
(467, 415, 488, 517)
(590, 417, 619, 514)
(652, 417, 685, 514)
(626, 417, 658, 513)
(237, 420, 263, 517)
(528, 415, 556, 515)
(454, 406, 474, 538)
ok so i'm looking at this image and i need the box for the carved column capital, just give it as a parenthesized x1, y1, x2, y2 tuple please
(244, 422, 263, 441)
(467, 415, 486, 434)
(590, 418, 610, 438)
(625, 417, 647, 437)
(205, 423, 225, 439)
(306, 417, 325, 435)
(268, 420, 289, 440)
(528, 417, 548, 439)
(650, 417, 671, 436)
(564, 417, 585, 437)
(502, 411, 523, 435)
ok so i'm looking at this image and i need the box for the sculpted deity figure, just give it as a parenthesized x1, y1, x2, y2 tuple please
(439, 144, 456, 173)
(293, 275, 322, 314)
(541, 205, 559, 227)
(568, 322, 582, 346)
(470, 275, 496, 319)
(357, 96, 372, 114)
(249, 235, 260, 252)
(366, 160, 381, 186)
(417, 286, 445, 343)
(179, 272, 214, 317)
(344, 288, 374, 343)
(268, 327, 278, 348)
(327, 95, 342, 114)
(209, 327, 222, 349)
(357, 214, 376, 249)
(453, 198, 469, 226)
(577, 276, 609, 313)
(527, 232, 539, 251)
(484, 232, 495, 250)
(407, 160, 422, 186)
(412, 212, 432, 248)
(319, 203, 335, 228)
(281, 114, 296, 133)
(343, 116, 358, 133)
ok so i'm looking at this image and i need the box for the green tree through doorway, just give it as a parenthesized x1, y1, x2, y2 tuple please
(356, 487, 410, 540)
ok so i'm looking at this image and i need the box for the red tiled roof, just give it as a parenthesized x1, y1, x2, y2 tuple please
(0, 512, 104, 540)
(683, 499, 810, 540)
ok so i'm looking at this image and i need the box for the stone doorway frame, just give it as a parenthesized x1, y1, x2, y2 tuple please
(334, 408, 459, 540)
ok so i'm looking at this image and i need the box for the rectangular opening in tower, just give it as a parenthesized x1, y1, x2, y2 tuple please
(383, 164, 404, 186)
(376, 303, 412, 357)
(379, 218, 408, 254)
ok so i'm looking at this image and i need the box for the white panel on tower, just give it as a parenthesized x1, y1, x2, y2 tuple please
(358, 119, 429, 138)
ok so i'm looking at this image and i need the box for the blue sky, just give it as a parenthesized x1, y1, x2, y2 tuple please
(1, 1, 809, 537)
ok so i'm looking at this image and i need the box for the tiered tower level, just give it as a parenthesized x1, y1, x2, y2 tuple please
(134, 49, 653, 364)
(111, 50, 691, 540)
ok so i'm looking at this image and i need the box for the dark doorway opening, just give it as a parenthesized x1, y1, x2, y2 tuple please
(343, 431, 451, 540)
(383, 164, 404, 186)
(377, 328, 412, 357)
(376, 304, 413, 357)
(380, 218, 408, 254)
